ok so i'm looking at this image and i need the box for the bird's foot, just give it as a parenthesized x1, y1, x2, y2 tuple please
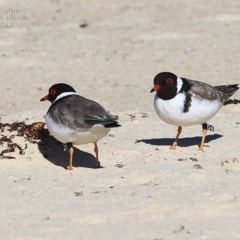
(96, 162, 103, 168)
(67, 166, 73, 170)
(198, 148, 204, 152)
(170, 142, 177, 150)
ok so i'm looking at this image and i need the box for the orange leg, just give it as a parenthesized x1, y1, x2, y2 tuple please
(67, 146, 74, 170)
(170, 126, 182, 150)
(199, 129, 207, 152)
(94, 142, 101, 168)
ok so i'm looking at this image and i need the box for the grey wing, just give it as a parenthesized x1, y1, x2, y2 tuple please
(53, 95, 115, 129)
(79, 97, 116, 127)
(183, 78, 226, 102)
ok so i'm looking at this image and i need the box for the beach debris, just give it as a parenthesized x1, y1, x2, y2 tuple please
(193, 164, 203, 169)
(0, 121, 50, 158)
(0, 142, 27, 156)
(79, 22, 88, 28)
(189, 157, 198, 162)
(178, 157, 198, 162)
(173, 225, 185, 233)
(127, 114, 136, 121)
(178, 158, 186, 161)
(115, 163, 124, 168)
(91, 191, 101, 194)
(111, 115, 119, 120)
(0, 155, 15, 159)
(140, 113, 149, 118)
(107, 112, 119, 120)
(21, 177, 31, 181)
(74, 191, 83, 196)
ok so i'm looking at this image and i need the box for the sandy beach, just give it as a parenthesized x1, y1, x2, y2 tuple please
(0, 0, 240, 239)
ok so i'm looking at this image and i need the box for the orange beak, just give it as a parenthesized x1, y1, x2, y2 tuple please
(150, 84, 160, 93)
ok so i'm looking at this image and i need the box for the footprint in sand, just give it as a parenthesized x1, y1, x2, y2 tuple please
(220, 158, 239, 171)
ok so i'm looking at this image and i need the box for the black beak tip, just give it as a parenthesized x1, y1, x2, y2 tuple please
(150, 88, 155, 93)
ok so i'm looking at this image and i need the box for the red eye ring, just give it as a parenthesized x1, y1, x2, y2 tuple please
(50, 89, 57, 95)
(166, 78, 172, 84)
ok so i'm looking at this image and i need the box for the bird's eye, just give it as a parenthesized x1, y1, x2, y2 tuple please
(166, 78, 173, 84)
(50, 89, 57, 95)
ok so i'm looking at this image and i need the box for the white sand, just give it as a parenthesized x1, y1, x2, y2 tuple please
(0, 0, 240, 239)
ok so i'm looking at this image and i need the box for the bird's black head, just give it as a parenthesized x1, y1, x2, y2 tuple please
(150, 72, 178, 100)
(40, 83, 76, 103)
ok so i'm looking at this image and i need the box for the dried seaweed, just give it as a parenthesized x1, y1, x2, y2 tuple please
(0, 121, 50, 158)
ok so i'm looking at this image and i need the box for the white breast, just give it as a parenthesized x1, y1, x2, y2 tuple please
(45, 113, 110, 145)
(154, 93, 222, 126)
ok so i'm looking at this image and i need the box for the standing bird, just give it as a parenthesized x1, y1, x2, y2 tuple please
(41, 83, 121, 170)
(150, 72, 239, 151)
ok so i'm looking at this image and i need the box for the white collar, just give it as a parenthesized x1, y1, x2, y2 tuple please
(53, 92, 78, 103)
(176, 76, 183, 93)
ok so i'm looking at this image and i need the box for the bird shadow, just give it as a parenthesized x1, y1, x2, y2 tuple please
(135, 134, 223, 148)
(37, 135, 98, 169)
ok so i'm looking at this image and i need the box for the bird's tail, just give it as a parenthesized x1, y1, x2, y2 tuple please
(214, 84, 239, 101)
(104, 121, 121, 128)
